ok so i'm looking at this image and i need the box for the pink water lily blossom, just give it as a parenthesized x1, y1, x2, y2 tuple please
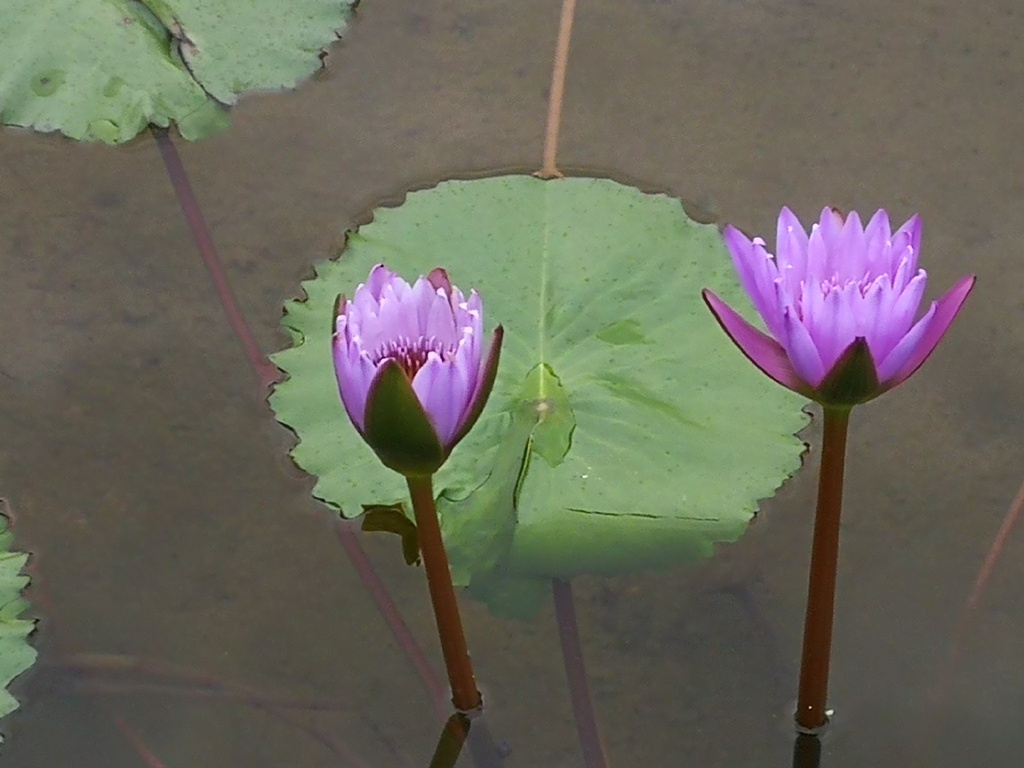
(333, 264, 503, 476)
(703, 207, 974, 405)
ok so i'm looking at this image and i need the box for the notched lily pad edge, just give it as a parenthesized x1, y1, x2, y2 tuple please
(0, 500, 39, 742)
(3, 0, 360, 143)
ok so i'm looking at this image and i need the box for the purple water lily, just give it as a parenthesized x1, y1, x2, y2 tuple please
(333, 264, 503, 476)
(703, 206, 974, 405)
(703, 206, 976, 729)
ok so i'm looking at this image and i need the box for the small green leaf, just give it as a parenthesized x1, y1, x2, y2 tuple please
(362, 505, 420, 566)
(520, 363, 575, 467)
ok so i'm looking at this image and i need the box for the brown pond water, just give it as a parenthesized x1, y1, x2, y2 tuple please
(1, 0, 1023, 765)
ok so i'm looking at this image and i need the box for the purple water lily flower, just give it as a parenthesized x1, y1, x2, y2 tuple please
(333, 264, 503, 476)
(703, 206, 975, 406)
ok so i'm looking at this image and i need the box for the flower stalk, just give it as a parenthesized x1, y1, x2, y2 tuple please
(331, 264, 502, 714)
(795, 405, 851, 732)
(407, 474, 482, 713)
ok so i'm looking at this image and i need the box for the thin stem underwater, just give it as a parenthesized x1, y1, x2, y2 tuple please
(552, 578, 609, 768)
(936, 476, 1024, 704)
(150, 127, 280, 392)
(110, 713, 168, 768)
(407, 474, 482, 713)
(53, 652, 373, 764)
(795, 406, 851, 733)
(954, 477, 1024, 661)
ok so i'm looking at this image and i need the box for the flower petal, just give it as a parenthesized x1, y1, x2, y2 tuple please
(449, 325, 504, 449)
(409, 275, 439, 330)
(863, 209, 893, 263)
(702, 290, 809, 394)
(411, 354, 460, 446)
(335, 342, 374, 429)
(876, 269, 927, 358)
(723, 226, 784, 339)
(333, 298, 377, 433)
(806, 284, 857, 374)
(781, 306, 827, 386)
(776, 207, 809, 273)
(895, 214, 923, 270)
(722, 226, 758, 295)
(365, 264, 397, 297)
(378, 281, 421, 341)
(447, 350, 474, 436)
(424, 286, 458, 346)
(460, 291, 484, 367)
(879, 274, 975, 385)
(806, 213, 831, 280)
(837, 210, 867, 277)
(428, 267, 452, 297)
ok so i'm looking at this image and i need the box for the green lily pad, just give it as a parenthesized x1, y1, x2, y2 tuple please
(0, 0, 356, 143)
(0, 504, 36, 739)
(270, 175, 809, 617)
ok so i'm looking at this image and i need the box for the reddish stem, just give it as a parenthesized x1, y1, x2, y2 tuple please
(795, 406, 851, 732)
(406, 475, 481, 713)
(110, 713, 169, 768)
(150, 127, 280, 393)
(536, 0, 577, 179)
(429, 713, 472, 768)
(54, 651, 373, 764)
(53, 651, 352, 712)
(956, 477, 1024, 652)
(552, 578, 608, 768)
(939, 476, 1024, 704)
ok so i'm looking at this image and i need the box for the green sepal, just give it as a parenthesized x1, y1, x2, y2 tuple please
(814, 337, 882, 406)
(361, 504, 420, 565)
(363, 359, 446, 476)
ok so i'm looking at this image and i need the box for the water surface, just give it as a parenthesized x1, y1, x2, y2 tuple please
(1, 0, 1022, 765)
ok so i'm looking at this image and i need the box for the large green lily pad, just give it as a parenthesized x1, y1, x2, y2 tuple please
(0, 504, 36, 739)
(270, 175, 809, 617)
(0, 0, 356, 143)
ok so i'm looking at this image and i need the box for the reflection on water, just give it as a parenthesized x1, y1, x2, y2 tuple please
(792, 733, 822, 768)
(1, 0, 1023, 765)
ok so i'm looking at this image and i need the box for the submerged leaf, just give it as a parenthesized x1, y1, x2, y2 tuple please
(271, 176, 809, 617)
(362, 505, 420, 566)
